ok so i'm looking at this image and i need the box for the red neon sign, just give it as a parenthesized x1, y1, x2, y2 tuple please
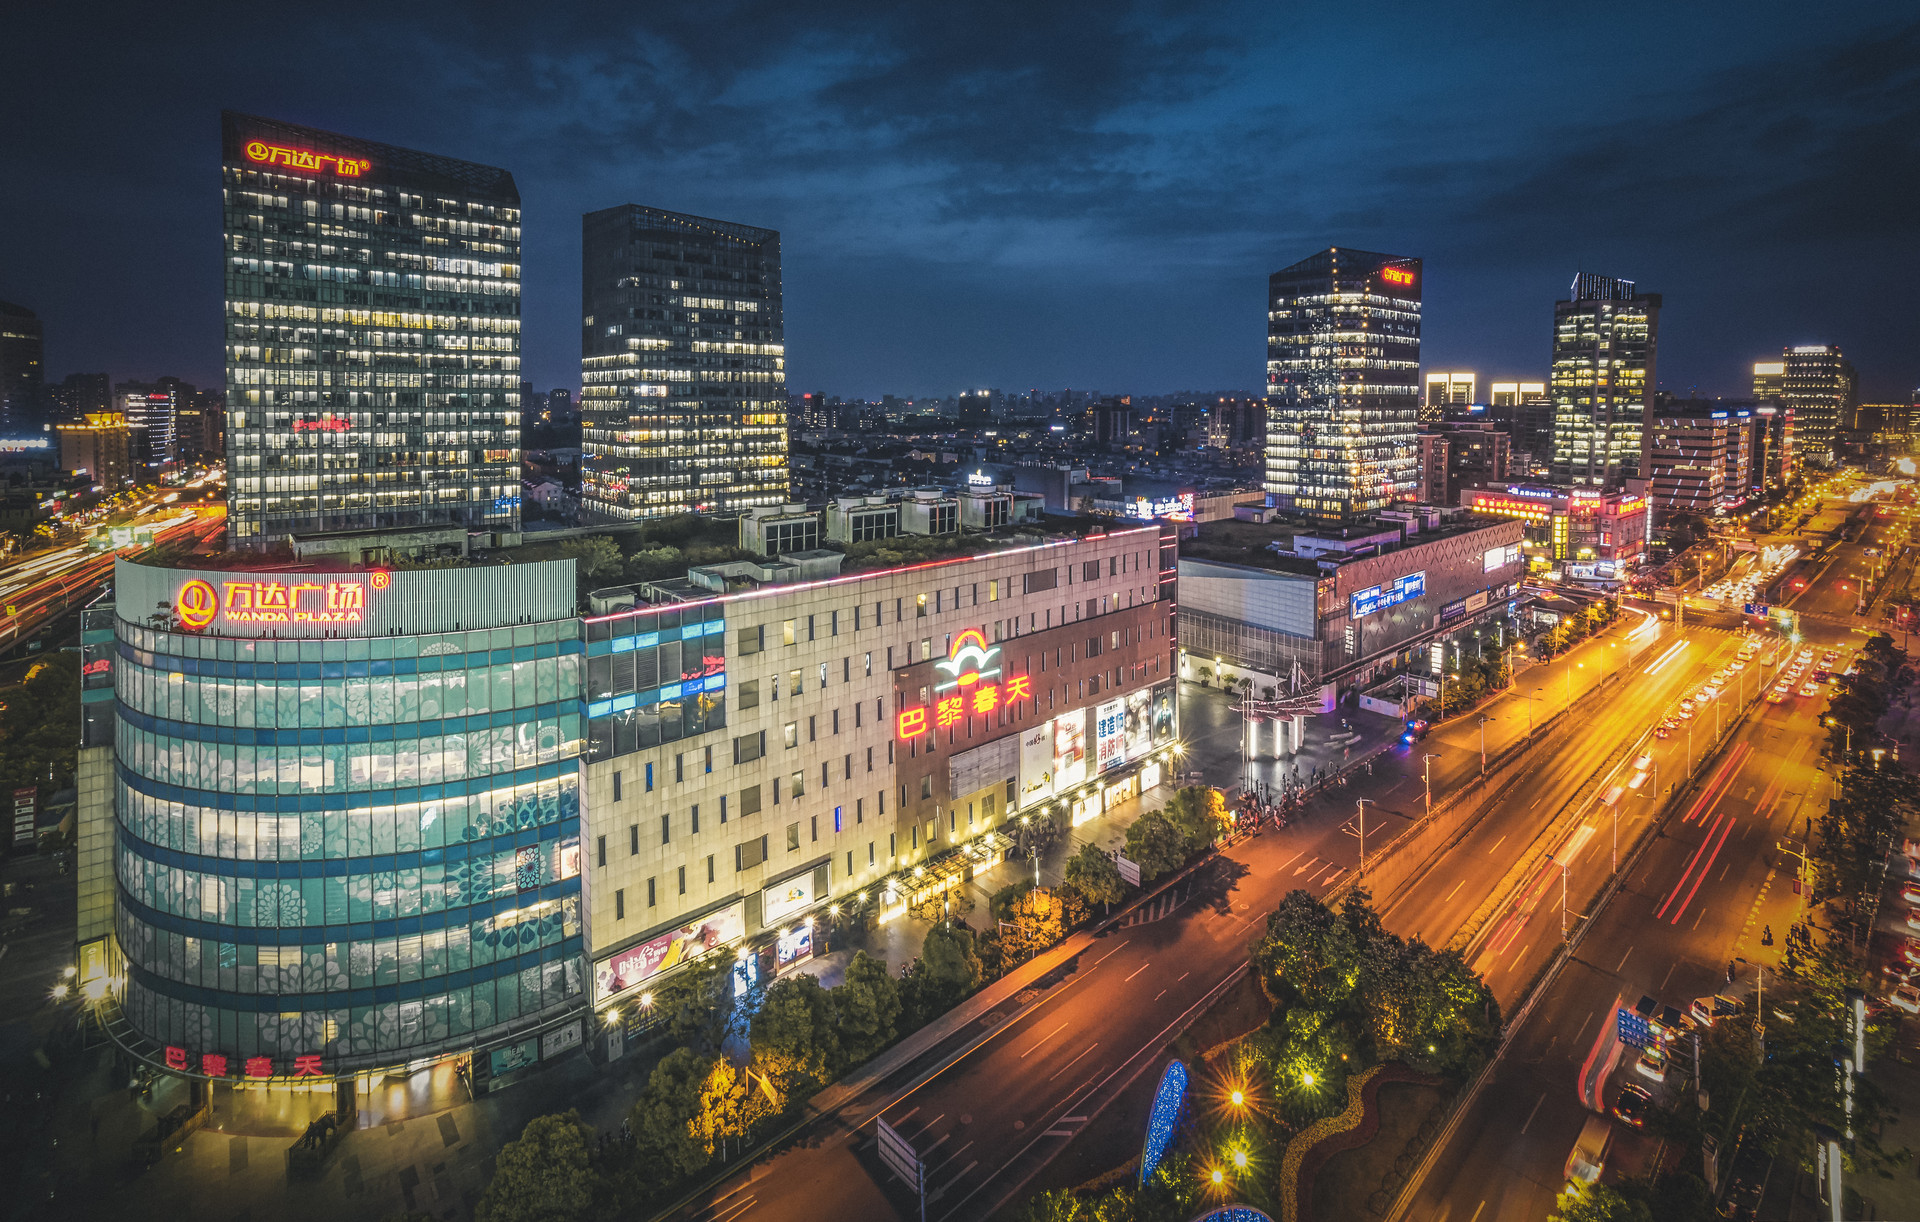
(1380, 266, 1415, 286)
(897, 629, 1036, 740)
(293, 416, 351, 433)
(243, 141, 370, 177)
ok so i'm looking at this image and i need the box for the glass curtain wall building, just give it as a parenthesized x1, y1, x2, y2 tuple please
(1549, 273, 1659, 489)
(221, 112, 523, 547)
(1780, 344, 1854, 465)
(103, 558, 586, 1078)
(580, 205, 787, 520)
(1265, 248, 1422, 524)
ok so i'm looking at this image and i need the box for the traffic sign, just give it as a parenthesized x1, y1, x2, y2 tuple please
(1617, 1006, 1653, 1049)
(875, 1116, 923, 1194)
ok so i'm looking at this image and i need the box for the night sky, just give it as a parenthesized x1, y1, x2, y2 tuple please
(5, 2, 1918, 400)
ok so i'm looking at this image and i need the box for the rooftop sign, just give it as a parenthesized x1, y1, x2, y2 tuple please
(243, 141, 370, 177)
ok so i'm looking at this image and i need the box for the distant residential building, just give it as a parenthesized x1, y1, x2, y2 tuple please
(58, 412, 134, 488)
(47, 372, 111, 425)
(1422, 372, 1475, 424)
(1418, 433, 1449, 506)
(174, 387, 225, 466)
(1491, 381, 1552, 468)
(1092, 396, 1134, 446)
(1266, 247, 1422, 523)
(1779, 345, 1853, 465)
(1757, 405, 1794, 488)
(1550, 273, 1659, 489)
(1423, 419, 1511, 505)
(957, 389, 1001, 424)
(1751, 361, 1786, 404)
(1206, 396, 1265, 449)
(581, 204, 786, 519)
(0, 301, 44, 430)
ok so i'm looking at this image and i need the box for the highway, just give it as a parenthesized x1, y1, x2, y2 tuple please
(1403, 476, 1895, 1221)
(662, 588, 1750, 1222)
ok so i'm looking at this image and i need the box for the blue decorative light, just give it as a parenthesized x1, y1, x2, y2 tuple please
(1185, 1208, 1274, 1222)
(1140, 1058, 1189, 1185)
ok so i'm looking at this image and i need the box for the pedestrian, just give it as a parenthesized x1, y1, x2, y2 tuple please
(1763, 924, 1773, 946)
(1727, 960, 1736, 984)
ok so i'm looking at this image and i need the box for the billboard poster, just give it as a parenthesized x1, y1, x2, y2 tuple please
(1124, 688, 1152, 757)
(595, 901, 745, 1001)
(489, 1037, 538, 1076)
(1096, 698, 1127, 774)
(1350, 571, 1426, 619)
(762, 870, 823, 926)
(1149, 682, 1175, 745)
(1053, 708, 1087, 791)
(1020, 722, 1055, 807)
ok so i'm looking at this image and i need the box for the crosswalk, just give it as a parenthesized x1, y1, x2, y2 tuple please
(1118, 889, 1185, 927)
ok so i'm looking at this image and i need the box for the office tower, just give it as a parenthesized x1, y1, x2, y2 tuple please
(57, 412, 134, 488)
(1266, 248, 1422, 522)
(1644, 406, 1729, 514)
(114, 380, 180, 470)
(1550, 273, 1659, 489)
(1751, 361, 1785, 404)
(222, 111, 523, 546)
(50, 372, 111, 424)
(580, 205, 786, 520)
(175, 388, 225, 466)
(957, 389, 1001, 424)
(1780, 345, 1854, 464)
(0, 301, 44, 429)
(548, 388, 572, 421)
(1422, 372, 1475, 423)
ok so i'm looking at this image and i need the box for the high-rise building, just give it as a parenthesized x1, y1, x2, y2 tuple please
(115, 380, 181, 470)
(1779, 345, 1854, 465)
(222, 112, 523, 547)
(0, 300, 44, 430)
(1751, 361, 1785, 404)
(1206, 396, 1265, 449)
(580, 205, 786, 520)
(1643, 406, 1730, 514)
(57, 412, 134, 488)
(1756, 405, 1794, 488)
(50, 372, 111, 424)
(1422, 372, 1475, 423)
(175, 388, 225, 466)
(1550, 273, 1659, 489)
(1266, 248, 1422, 522)
(957, 389, 1001, 424)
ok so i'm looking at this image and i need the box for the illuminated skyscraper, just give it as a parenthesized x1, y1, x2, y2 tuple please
(221, 112, 523, 546)
(1422, 372, 1475, 423)
(1550, 272, 1659, 489)
(580, 205, 787, 519)
(1265, 248, 1422, 523)
(1779, 344, 1854, 465)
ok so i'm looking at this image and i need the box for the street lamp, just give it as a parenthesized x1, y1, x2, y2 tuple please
(1356, 798, 1375, 876)
(1476, 716, 1491, 776)
(1423, 753, 1440, 821)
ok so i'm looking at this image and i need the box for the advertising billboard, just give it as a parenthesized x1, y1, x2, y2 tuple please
(595, 901, 745, 1001)
(1350, 571, 1425, 619)
(1095, 698, 1127, 774)
(1125, 687, 1152, 757)
(1150, 682, 1175, 744)
(1483, 544, 1522, 573)
(1053, 707, 1087, 791)
(1019, 722, 1055, 806)
(762, 870, 823, 926)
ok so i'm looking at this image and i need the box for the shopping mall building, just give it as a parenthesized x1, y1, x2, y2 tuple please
(77, 516, 1179, 1088)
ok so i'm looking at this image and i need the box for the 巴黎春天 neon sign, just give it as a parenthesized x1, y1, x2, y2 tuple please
(898, 628, 1031, 739)
(243, 141, 370, 177)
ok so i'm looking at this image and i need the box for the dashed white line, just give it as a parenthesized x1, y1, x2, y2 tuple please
(1123, 961, 1151, 983)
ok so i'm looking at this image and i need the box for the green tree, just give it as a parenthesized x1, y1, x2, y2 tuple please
(1161, 786, 1231, 854)
(751, 973, 843, 1090)
(1122, 811, 1187, 884)
(690, 1057, 778, 1156)
(1547, 1180, 1651, 1222)
(1252, 889, 1361, 1010)
(1064, 843, 1125, 911)
(834, 950, 903, 1063)
(630, 1047, 712, 1181)
(476, 1110, 598, 1222)
(561, 534, 624, 579)
(902, 922, 985, 1025)
(651, 954, 740, 1054)
(1019, 1188, 1083, 1221)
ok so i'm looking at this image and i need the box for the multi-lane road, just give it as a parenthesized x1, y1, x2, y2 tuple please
(663, 573, 1768, 1222)
(0, 499, 222, 652)
(1403, 479, 1896, 1221)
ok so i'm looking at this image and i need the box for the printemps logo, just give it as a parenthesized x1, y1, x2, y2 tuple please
(897, 628, 1032, 739)
(174, 573, 389, 630)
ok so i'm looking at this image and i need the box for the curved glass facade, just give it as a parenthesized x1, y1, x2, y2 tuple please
(110, 563, 587, 1075)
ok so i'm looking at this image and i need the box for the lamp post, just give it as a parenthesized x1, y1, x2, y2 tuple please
(1477, 716, 1491, 776)
(1423, 753, 1439, 822)
(1561, 861, 1571, 941)
(1356, 798, 1374, 876)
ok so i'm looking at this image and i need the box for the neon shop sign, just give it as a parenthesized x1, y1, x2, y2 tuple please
(166, 1046, 325, 1080)
(243, 141, 370, 177)
(175, 571, 389, 629)
(896, 629, 1032, 739)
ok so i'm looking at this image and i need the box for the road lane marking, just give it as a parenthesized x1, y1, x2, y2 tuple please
(933, 1140, 973, 1171)
(1091, 940, 1131, 968)
(1693, 906, 1706, 929)
(1021, 1022, 1068, 1059)
(1178, 971, 1189, 981)
(1123, 961, 1152, 983)
(1047, 1043, 1099, 1082)
(1617, 945, 1633, 972)
(1489, 834, 1507, 854)
(1575, 1009, 1596, 1042)
(1276, 850, 1303, 873)
(1518, 1091, 1547, 1134)
(894, 1106, 921, 1125)
(1153, 989, 1166, 1001)
(1661, 962, 1677, 991)
(1445, 879, 1466, 903)
(1293, 857, 1318, 876)
(1670, 815, 1738, 925)
(1469, 1203, 1486, 1222)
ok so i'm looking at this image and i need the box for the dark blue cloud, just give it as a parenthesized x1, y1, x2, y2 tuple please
(3, 1, 1916, 399)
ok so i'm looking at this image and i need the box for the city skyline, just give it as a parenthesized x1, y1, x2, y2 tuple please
(4, 4, 1919, 403)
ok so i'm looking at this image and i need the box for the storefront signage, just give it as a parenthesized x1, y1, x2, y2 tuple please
(1127, 493, 1195, 521)
(174, 573, 388, 630)
(898, 629, 1032, 739)
(1439, 598, 1467, 623)
(490, 1038, 538, 1077)
(776, 924, 814, 969)
(1054, 708, 1087, 791)
(243, 141, 371, 177)
(541, 1020, 583, 1060)
(1095, 698, 1127, 773)
(594, 901, 745, 1001)
(0, 437, 51, 451)
(762, 871, 822, 925)
(1350, 571, 1425, 619)
(1483, 544, 1522, 572)
(163, 1046, 324, 1079)
(1380, 266, 1416, 287)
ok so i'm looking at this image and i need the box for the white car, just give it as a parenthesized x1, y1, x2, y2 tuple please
(1729, 659, 1747, 672)
(1636, 1045, 1669, 1083)
(1893, 985, 1920, 1015)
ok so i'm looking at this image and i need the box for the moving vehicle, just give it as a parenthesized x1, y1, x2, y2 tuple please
(1566, 1113, 1613, 1184)
(1893, 984, 1920, 1015)
(1635, 1045, 1669, 1083)
(1690, 994, 1744, 1026)
(1800, 683, 1819, 697)
(1900, 883, 1920, 907)
(1613, 1083, 1653, 1128)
